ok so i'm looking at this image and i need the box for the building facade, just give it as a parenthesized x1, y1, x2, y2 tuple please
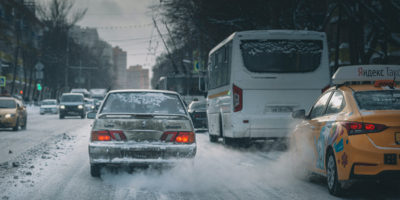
(112, 46, 127, 90)
(126, 65, 149, 89)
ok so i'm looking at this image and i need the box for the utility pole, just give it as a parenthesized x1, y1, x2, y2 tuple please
(65, 30, 69, 92)
(78, 60, 82, 88)
(164, 21, 186, 74)
(153, 18, 179, 74)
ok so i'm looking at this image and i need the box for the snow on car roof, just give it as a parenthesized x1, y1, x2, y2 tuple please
(332, 65, 400, 85)
(108, 89, 179, 95)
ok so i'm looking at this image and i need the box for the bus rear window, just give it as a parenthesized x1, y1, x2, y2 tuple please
(354, 91, 400, 110)
(240, 40, 323, 73)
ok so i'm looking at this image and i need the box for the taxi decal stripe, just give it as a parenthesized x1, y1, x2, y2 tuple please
(208, 90, 229, 99)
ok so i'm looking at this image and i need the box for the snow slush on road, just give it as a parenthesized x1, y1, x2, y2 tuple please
(87, 90, 196, 177)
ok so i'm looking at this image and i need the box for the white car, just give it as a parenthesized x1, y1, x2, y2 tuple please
(87, 90, 196, 177)
(40, 99, 58, 115)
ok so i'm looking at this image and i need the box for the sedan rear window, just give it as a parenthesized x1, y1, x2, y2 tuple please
(354, 91, 400, 110)
(100, 92, 186, 115)
(0, 100, 16, 108)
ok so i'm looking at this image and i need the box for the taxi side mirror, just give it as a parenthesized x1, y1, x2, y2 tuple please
(87, 112, 97, 119)
(292, 109, 306, 119)
(18, 106, 24, 110)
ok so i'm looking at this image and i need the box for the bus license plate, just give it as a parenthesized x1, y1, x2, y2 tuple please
(396, 133, 400, 144)
(271, 107, 293, 112)
(124, 151, 162, 159)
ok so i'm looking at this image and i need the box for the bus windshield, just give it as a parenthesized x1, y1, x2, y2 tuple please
(240, 40, 323, 73)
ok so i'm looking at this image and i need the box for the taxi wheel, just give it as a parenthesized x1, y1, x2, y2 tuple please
(12, 119, 19, 131)
(90, 164, 101, 177)
(327, 150, 344, 196)
(290, 141, 310, 181)
(81, 114, 85, 119)
(209, 134, 219, 142)
(21, 117, 27, 130)
(59, 114, 65, 119)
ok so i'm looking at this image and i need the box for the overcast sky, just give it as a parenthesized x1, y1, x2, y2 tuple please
(73, 0, 166, 79)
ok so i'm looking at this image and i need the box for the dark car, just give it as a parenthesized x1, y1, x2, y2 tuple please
(59, 93, 86, 119)
(188, 101, 207, 132)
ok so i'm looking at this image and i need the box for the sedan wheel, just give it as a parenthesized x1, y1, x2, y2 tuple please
(12, 119, 19, 131)
(327, 150, 344, 196)
(90, 164, 101, 177)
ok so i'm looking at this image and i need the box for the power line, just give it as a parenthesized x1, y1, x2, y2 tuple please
(89, 23, 153, 30)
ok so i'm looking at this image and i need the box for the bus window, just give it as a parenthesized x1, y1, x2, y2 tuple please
(240, 40, 323, 73)
(219, 47, 225, 86)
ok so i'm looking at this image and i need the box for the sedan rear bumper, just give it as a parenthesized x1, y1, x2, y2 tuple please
(89, 142, 196, 165)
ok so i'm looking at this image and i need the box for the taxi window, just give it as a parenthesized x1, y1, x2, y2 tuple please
(310, 92, 332, 119)
(354, 91, 400, 110)
(325, 92, 345, 115)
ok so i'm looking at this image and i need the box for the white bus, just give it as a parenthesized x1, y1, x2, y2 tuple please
(157, 74, 206, 105)
(203, 30, 330, 145)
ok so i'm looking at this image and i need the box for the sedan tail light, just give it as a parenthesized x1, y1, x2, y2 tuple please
(341, 122, 388, 135)
(91, 130, 127, 141)
(175, 132, 195, 143)
(91, 130, 112, 141)
(160, 131, 195, 143)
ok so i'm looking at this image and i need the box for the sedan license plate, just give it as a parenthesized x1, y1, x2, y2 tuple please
(396, 133, 400, 144)
(271, 106, 293, 112)
(124, 151, 162, 159)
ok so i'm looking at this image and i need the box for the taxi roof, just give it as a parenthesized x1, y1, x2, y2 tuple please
(332, 65, 400, 85)
(338, 84, 399, 92)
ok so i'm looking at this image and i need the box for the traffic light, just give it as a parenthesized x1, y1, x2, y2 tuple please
(20, 90, 23, 95)
(37, 83, 42, 90)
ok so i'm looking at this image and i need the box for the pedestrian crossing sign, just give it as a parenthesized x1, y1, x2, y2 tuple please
(0, 76, 5, 87)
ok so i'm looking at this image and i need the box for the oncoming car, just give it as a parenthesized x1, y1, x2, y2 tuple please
(87, 90, 196, 177)
(0, 97, 27, 131)
(290, 65, 400, 196)
(40, 99, 58, 115)
(59, 93, 86, 119)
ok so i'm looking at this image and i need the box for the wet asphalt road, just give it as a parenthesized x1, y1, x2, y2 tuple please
(0, 107, 399, 200)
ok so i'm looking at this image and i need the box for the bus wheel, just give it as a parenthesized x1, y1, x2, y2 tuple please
(209, 134, 218, 143)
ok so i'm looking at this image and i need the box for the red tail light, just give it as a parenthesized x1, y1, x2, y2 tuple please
(109, 130, 127, 141)
(322, 84, 330, 93)
(341, 122, 388, 135)
(91, 130, 127, 141)
(91, 130, 112, 141)
(160, 132, 194, 143)
(160, 132, 178, 142)
(233, 84, 242, 112)
(175, 132, 195, 143)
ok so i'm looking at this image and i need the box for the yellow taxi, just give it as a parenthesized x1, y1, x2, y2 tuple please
(290, 65, 400, 196)
(0, 97, 27, 131)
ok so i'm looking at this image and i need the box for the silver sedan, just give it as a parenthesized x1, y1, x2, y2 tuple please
(87, 90, 196, 177)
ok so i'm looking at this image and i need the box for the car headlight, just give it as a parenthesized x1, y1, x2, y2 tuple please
(5, 114, 15, 118)
(91, 106, 94, 109)
(78, 105, 83, 109)
(60, 105, 65, 109)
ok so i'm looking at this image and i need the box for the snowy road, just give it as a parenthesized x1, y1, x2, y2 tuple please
(0, 107, 399, 199)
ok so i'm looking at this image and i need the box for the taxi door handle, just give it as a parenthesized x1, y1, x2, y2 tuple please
(310, 126, 316, 130)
